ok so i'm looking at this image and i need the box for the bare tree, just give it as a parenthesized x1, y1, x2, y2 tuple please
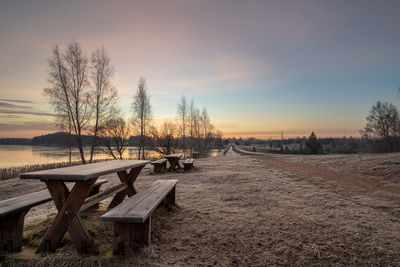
(149, 121, 179, 155)
(200, 107, 213, 154)
(215, 130, 224, 152)
(88, 47, 118, 163)
(98, 117, 130, 159)
(189, 99, 195, 156)
(193, 106, 202, 153)
(131, 77, 152, 160)
(363, 101, 400, 152)
(177, 95, 188, 157)
(44, 41, 91, 164)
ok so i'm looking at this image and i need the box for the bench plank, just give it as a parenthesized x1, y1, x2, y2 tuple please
(124, 180, 177, 222)
(80, 183, 127, 212)
(102, 180, 177, 223)
(0, 179, 107, 217)
(151, 159, 167, 164)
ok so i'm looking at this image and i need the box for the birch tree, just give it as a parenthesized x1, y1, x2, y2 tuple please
(131, 77, 152, 159)
(177, 95, 188, 157)
(44, 41, 91, 163)
(189, 99, 195, 156)
(88, 47, 117, 162)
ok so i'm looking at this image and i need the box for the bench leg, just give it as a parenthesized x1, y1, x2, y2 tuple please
(0, 209, 29, 252)
(113, 218, 151, 255)
(164, 187, 176, 207)
(153, 164, 162, 173)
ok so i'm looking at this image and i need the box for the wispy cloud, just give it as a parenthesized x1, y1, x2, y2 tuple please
(0, 108, 56, 117)
(0, 101, 31, 109)
(0, 98, 55, 118)
(0, 98, 35, 104)
(0, 121, 55, 131)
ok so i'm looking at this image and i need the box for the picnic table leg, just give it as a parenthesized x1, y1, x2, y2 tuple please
(108, 165, 145, 209)
(36, 179, 98, 254)
(0, 208, 29, 252)
(167, 158, 176, 171)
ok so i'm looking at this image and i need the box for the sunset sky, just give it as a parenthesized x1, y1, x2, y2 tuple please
(1, 0, 400, 139)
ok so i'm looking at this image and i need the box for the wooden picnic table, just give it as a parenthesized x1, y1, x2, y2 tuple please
(20, 159, 149, 254)
(164, 153, 182, 171)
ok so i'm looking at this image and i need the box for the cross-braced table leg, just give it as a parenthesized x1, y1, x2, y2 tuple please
(36, 178, 99, 254)
(108, 166, 144, 209)
(167, 157, 181, 171)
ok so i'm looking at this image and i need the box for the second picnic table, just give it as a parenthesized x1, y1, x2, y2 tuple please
(20, 159, 149, 254)
(164, 153, 182, 171)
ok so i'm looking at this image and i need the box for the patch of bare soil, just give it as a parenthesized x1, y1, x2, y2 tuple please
(1, 149, 400, 266)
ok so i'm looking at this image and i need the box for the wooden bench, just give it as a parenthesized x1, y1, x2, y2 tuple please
(181, 158, 195, 170)
(150, 158, 167, 173)
(0, 179, 107, 252)
(102, 179, 178, 255)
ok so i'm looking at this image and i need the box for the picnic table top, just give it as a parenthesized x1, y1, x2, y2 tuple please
(164, 154, 182, 158)
(20, 160, 150, 181)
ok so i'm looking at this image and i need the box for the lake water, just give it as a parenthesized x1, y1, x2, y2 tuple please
(0, 145, 219, 168)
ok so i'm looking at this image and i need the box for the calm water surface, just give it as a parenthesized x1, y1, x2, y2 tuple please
(0, 145, 218, 168)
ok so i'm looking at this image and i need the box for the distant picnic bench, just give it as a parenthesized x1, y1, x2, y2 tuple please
(181, 158, 195, 170)
(164, 154, 182, 171)
(151, 158, 167, 173)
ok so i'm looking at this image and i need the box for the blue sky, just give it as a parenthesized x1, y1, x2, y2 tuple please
(0, 0, 400, 138)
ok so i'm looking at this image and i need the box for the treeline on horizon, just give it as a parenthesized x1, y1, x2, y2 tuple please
(232, 135, 396, 154)
(0, 132, 226, 150)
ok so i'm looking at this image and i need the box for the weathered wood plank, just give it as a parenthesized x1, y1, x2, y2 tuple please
(102, 180, 178, 223)
(20, 160, 149, 181)
(164, 154, 182, 158)
(0, 179, 107, 217)
(151, 159, 167, 164)
(124, 181, 177, 222)
(80, 183, 127, 212)
(103, 180, 165, 220)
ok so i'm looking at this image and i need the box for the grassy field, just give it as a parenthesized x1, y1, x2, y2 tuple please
(1, 149, 399, 266)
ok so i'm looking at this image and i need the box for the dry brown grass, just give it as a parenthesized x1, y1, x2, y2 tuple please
(1, 148, 399, 266)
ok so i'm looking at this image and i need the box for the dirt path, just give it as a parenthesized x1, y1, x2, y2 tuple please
(234, 147, 400, 219)
(2, 149, 400, 266)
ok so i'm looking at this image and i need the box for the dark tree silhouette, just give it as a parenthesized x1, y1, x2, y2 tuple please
(306, 131, 322, 154)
